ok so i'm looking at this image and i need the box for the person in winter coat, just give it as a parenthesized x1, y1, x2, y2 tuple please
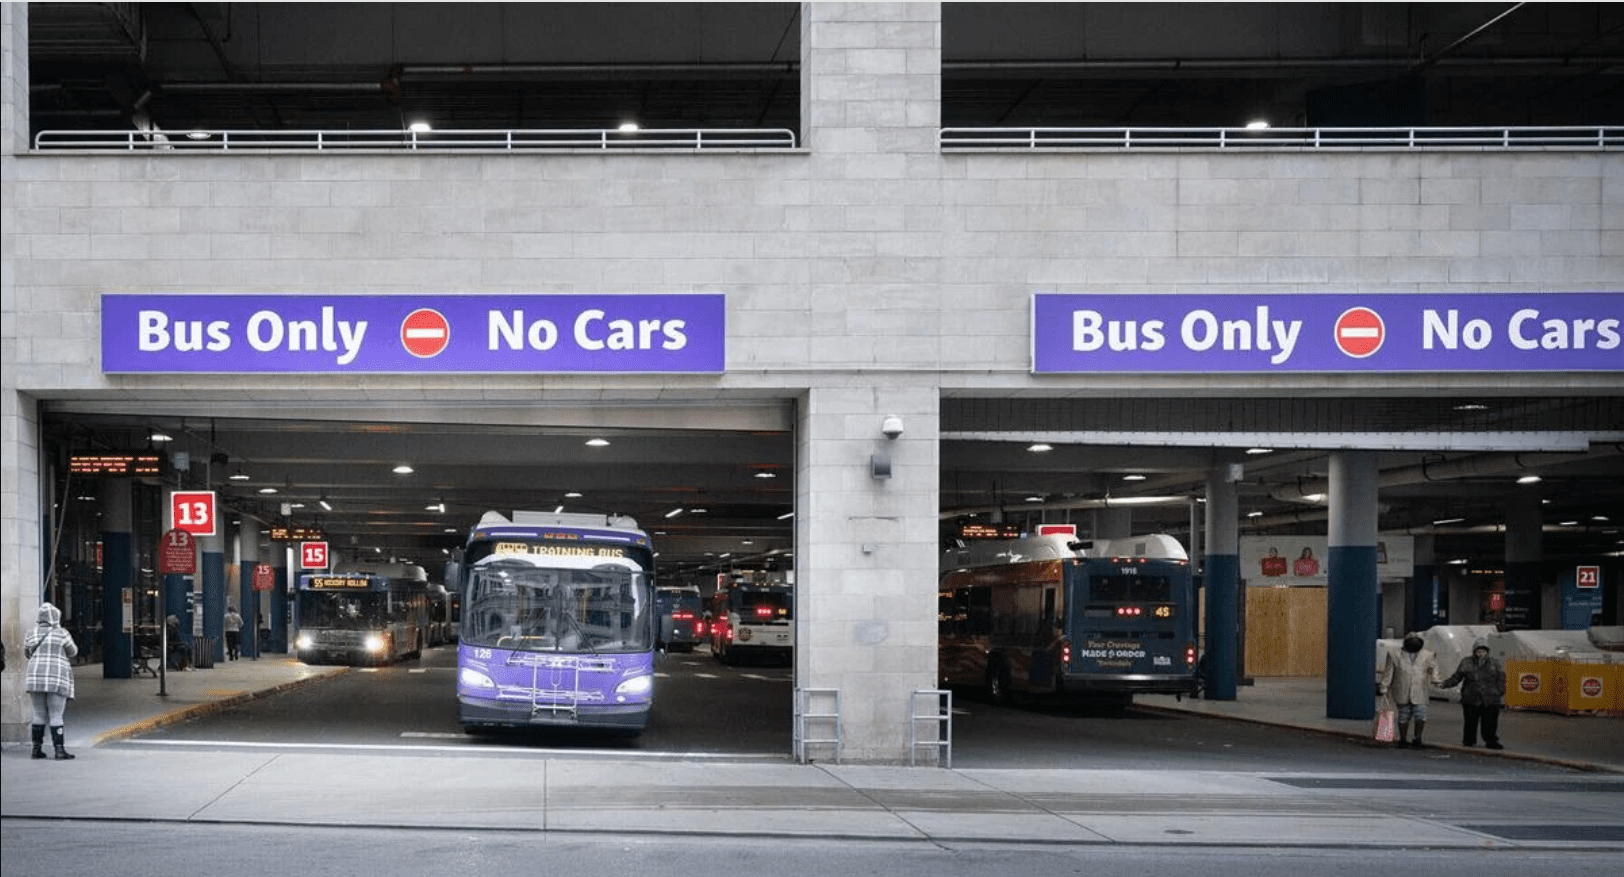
(1441, 637, 1506, 749)
(224, 606, 243, 660)
(1379, 632, 1442, 748)
(25, 602, 78, 760)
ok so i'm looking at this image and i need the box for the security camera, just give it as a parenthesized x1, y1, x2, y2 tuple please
(881, 416, 904, 440)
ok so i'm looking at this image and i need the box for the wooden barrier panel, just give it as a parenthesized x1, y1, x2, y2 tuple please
(1244, 586, 1327, 677)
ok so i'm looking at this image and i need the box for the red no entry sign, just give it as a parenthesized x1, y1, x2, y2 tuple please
(1333, 307, 1385, 358)
(400, 308, 450, 358)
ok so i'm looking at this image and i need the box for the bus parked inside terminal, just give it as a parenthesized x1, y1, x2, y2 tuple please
(939, 530, 1199, 707)
(455, 510, 658, 735)
(293, 561, 432, 665)
(709, 580, 793, 665)
(656, 585, 705, 652)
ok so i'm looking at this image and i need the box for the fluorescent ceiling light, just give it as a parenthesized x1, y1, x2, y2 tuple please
(393, 464, 414, 474)
(586, 438, 610, 447)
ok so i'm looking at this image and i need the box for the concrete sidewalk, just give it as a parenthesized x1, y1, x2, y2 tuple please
(4, 657, 1621, 851)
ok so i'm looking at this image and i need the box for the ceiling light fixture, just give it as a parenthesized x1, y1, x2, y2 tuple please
(565, 491, 583, 498)
(149, 431, 173, 442)
(258, 486, 277, 495)
(755, 471, 776, 479)
(586, 438, 610, 447)
(1027, 443, 1053, 452)
(393, 464, 414, 474)
(229, 468, 251, 481)
(665, 508, 684, 518)
(1122, 474, 1147, 481)
(319, 497, 333, 511)
(1245, 448, 1273, 455)
(1245, 119, 1270, 130)
(1516, 474, 1542, 484)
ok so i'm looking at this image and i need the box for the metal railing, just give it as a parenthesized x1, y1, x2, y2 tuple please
(940, 125, 1623, 151)
(33, 127, 799, 152)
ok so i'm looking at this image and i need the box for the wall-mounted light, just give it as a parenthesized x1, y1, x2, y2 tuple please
(880, 416, 904, 439)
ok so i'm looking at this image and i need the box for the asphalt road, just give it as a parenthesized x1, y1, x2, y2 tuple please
(123, 644, 1597, 777)
(4, 820, 1621, 877)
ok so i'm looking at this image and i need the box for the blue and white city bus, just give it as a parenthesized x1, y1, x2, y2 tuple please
(293, 561, 431, 665)
(939, 531, 1199, 707)
(455, 511, 658, 735)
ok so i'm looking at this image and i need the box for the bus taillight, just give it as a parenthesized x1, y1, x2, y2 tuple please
(1061, 641, 1072, 666)
(754, 606, 774, 618)
(1185, 644, 1198, 667)
(1116, 606, 1143, 617)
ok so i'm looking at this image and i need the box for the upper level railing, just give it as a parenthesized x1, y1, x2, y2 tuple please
(940, 126, 1623, 151)
(32, 127, 799, 152)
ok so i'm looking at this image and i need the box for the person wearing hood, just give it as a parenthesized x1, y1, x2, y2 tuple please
(24, 602, 79, 760)
(1378, 632, 1442, 748)
(1442, 637, 1506, 749)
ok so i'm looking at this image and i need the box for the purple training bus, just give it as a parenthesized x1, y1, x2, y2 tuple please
(456, 511, 657, 736)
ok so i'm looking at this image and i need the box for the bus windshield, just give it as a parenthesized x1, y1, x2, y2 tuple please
(297, 592, 388, 629)
(464, 559, 652, 653)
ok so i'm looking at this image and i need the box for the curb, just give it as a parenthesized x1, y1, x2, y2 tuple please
(89, 667, 349, 747)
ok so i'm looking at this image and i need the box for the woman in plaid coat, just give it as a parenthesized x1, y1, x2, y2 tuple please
(25, 602, 78, 760)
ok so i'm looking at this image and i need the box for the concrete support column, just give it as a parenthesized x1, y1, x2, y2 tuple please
(198, 530, 224, 661)
(1326, 451, 1380, 720)
(100, 479, 136, 679)
(1504, 493, 1544, 629)
(237, 520, 260, 660)
(795, 385, 939, 763)
(1203, 466, 1241, 701)
(1410, 534, 1438, 632)
(267, 543, 290, 653)
(1094, 507, 1134, 540)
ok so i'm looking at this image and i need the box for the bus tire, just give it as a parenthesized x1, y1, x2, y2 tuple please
(987, 660, 1013, 706)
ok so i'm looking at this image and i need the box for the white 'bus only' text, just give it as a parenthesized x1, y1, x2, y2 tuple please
(1072, 307, 1303, 365)
(1423, 309, 1621, 351)
(138, 308, 369, 365)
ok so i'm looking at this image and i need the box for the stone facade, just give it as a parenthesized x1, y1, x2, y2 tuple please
(3, 3, 1620, 759)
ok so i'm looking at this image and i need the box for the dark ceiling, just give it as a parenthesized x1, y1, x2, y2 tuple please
(25, 3, 1624, 136)
(41, 395, 1624, 582)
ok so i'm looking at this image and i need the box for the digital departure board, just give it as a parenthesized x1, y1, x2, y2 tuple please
(270, 525, 325, 541)
(957, 523, 1022, 540)
(69, 451, 163, 477)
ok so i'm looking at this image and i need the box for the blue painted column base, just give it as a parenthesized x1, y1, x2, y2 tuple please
(1326, 544, 1379, 720)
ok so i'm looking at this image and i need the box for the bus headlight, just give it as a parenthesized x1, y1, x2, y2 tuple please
(294, 634, 313, 650)
(614, 674, 653, 701)
(459, 667, 496, 691)
(364, 634, 386, 653)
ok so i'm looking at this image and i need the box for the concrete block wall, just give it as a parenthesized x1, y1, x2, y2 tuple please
(3, 3, 1620, 754)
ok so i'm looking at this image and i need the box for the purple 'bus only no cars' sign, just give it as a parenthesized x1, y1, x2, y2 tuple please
(1032, 292, 1623, 373)
(101, 294, 726, 374)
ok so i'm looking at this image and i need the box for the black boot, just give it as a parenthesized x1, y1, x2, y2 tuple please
(50, 726, 74, 760)
(31, 724, 47, 759)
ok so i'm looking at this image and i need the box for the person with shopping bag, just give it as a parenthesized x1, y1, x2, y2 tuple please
(1378, 632, 1443, 748)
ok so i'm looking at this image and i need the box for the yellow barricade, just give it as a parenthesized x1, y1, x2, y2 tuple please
(1504, 659, 1557, 712)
